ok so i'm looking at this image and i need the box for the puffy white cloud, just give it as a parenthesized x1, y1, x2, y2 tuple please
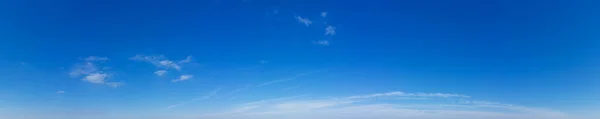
(295, 16, 312, 26)
(154, 70, 167, 76)
(69, 56, 123, 87)
(172, 75, 193, 82)
(56, 90, 65, 94)
(321, 12, 328, 17)
(83, 73, 108, 84)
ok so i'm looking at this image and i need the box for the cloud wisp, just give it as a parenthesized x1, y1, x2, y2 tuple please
(130, 55, 193, 71)
(155, 70, 167, 76)
(172, 75, 193, 82)
(191, 91, 569, 119)
(295, 16, 312, 26)
(312, 40, 330, 45)
(69, 56, 124, 87)
(256, 70, 327, 87)
(166, 88, 221, 109)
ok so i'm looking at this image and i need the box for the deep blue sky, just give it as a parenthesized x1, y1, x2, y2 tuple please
(0, 0, 599, 119)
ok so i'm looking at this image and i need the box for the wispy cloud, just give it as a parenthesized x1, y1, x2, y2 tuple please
(166, 88, 221, 109)
(56, 90, 65, 94)
(295, 16, 312, 26)
(172, 75, 193, 82)
(105, 82, 124, 88)
(312, 40, 330, 45)
(231, 84, 253, 94)
(325, 25, 336, 36)
(130, 55, 193, 71)
(259, 60, 269, 64)
(256, 70, 326, 87)
(321, 12, 327, 17)
(154, 70, 167, 76)
(346, 91, 470, 99)
(192, 91, 569, 119)
(69, 56, 123, 87)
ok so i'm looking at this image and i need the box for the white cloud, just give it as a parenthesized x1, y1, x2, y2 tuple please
(154, 70, 167, 76)
(295, 16, 312, 26)
(105, 82, 124, 88)
(172, 75, 193, 82)
(321, 12, 327, 17)
(83, 73, 108, 84)
(69, 56, 122, 87)
(56, 90, 65, 94)
(312, 40, 330, 45)
(159, 60, 180, 70)
(325, 25, 336, 36)
(69, 62, 98, 77)
(130, 55, 193, 71)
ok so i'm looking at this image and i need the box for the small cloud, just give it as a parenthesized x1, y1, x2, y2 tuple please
(105, 82, 124, 88)
(295, 16, 312, 26)
(260, 60, 269, 64)
(69, 56, 122, 87)
(325, 25, 336, 36)
(154, 70, 167, 76)
(83, 73, 108, 84)
(321, 12, 327, 17)
(56, 90, 65, 94)
(172, 75, 193, 82)
(312, 40, 330, 45)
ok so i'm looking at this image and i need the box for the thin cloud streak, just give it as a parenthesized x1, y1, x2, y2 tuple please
(295, 16, 312, 26)
(165, 88, 221, 110)
(256, 70, 327, 87)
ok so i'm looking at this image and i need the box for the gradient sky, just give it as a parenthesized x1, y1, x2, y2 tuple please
(1, 0, 599, 119)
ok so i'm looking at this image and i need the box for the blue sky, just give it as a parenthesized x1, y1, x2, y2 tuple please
(1, 0, 599, 119)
